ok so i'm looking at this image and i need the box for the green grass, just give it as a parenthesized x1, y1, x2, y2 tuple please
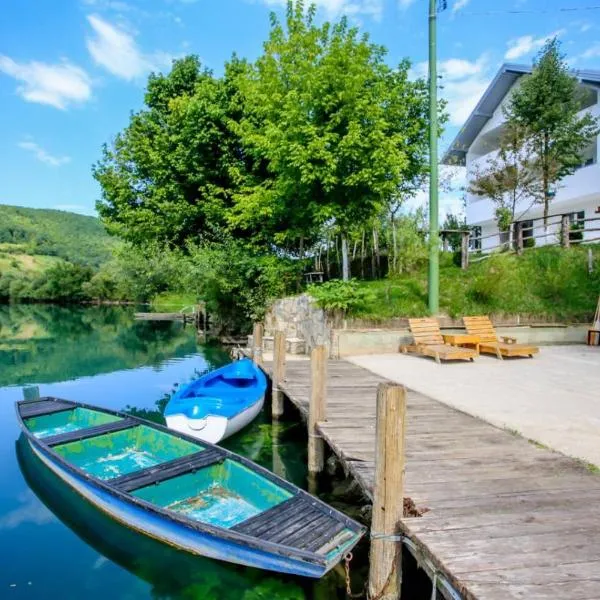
(349, 246, 600, 321)
(0, 252, 64, 275)
(151, 292, 198, 312)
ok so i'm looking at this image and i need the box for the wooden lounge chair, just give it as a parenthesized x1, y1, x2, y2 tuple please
(401, 318, 477, 364)
(463, 316, 539, 359)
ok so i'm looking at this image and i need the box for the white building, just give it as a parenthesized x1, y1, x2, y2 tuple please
(444, 64, 600, 251)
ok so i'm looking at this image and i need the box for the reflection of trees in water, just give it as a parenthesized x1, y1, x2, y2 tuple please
(16, 436, 308, 600)
(0, 305, 228, 387)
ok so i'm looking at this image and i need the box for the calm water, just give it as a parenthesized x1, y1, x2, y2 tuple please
(0, 305, 367, 600)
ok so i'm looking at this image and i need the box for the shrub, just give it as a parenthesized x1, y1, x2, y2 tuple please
(307, 278, 375, 314)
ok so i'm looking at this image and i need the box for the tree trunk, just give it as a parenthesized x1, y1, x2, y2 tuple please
(543, 134, 550, 229)
(336, 236, 342, 276)
(373, 228, 380, 278)
(391, 215, 398, 275)
(361, 230, 366, 279)
(325, 235, 330, 279)
(341, 233, 350, 281)
(299, 236, 304, 261)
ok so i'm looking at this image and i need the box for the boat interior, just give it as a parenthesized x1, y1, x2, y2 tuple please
(20, 399, 362, 559)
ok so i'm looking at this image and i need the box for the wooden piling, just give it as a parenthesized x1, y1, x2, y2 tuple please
(308, 345, 327, 473)
(272, 330, 287, 418)
(561, 214, 571, 248)
(514, 221, 524, 255)
(460, 231, 469, 269)
(368, 383, 407, 600)
(252, 323, 264, 366)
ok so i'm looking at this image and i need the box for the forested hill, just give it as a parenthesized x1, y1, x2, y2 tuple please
(0, 204, 113, 267)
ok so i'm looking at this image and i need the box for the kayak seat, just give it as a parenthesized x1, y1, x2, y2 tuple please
(168, 395, 254, 420)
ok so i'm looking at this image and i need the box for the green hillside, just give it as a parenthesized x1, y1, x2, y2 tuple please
(0, 204, 114, 267)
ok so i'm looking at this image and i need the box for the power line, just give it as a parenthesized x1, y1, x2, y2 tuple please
(457, 5, 600, 16)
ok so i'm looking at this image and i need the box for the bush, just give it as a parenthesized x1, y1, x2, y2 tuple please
(307, 278, 375, 314)
(184, 240, 302, 333)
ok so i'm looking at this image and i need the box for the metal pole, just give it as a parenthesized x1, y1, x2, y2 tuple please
(428, 0, 439, 314)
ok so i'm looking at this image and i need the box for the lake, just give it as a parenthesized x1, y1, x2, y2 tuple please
(0, 305, 368, 600)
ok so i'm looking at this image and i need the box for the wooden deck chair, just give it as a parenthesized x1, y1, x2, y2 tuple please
(401, 318, 477, 364)
(463, 316, 539, 359)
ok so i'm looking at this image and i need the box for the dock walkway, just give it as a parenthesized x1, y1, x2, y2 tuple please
(269, 357, 600, 600)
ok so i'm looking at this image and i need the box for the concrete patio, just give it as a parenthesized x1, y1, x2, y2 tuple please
(349, 345, 600, 467)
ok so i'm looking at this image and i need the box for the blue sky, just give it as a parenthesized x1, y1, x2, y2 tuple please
(0, 0, 598, 217)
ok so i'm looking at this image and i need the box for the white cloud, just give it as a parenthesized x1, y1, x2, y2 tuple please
(18, 140, 71, 167)
(398, 0, 416, 9)
(258, 0, 383, 20)
(581, 43, 600, 60)
(405, 166, 466, 217)
(86, 14, 173, 80)
(0, 491, 55, 530)
(0, 56, 91, 110)
(452, 0, 470, 13)
(412, 54, 492, 126)
(505, 30, 565, 61)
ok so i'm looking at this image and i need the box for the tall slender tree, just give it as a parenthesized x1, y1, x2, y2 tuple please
(468, 121, 539, 244)
(506, 38, 600, 226)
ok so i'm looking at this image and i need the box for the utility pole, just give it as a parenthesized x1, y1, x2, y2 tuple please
(428, 0, 441, 314)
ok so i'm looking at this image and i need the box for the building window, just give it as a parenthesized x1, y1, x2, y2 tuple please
(569, 210, 585, 225)
(521, 220, 534, 248)
(470, 226, 482, 251)
(569, 210, 585, 242)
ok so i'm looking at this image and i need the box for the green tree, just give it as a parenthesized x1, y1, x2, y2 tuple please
(506, 38, 600, 225)
(240, 1, 434, 280)
(94, 56, 257, 248)
(468, 121, 539, 245)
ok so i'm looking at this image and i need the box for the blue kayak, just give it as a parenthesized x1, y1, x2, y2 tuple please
(164, 359, 267, 443)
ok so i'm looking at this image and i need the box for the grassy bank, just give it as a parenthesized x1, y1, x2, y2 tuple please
(348, 246, 600, 322)
(150, 292, 198, 312)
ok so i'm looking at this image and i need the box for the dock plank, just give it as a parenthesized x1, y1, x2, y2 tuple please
(264, 357, 600, 600)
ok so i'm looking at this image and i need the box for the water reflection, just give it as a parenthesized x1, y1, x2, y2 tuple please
(0, 304, 225, 387)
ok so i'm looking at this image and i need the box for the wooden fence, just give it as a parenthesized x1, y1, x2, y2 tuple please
(441, 211, 600, 269)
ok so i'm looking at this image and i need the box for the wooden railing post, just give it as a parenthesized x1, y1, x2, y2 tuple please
(308, 345, 327, 474)
(514, 221, 524, 255)
(272, 330, 287, 418)
(460, 231, 470, 269)
(368, 383, 407, 600)
(252, 323, 264, 366)
(561, 214, 571, 248)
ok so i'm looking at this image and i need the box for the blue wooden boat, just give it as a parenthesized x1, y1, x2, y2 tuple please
(165, 359, 267, 444)
(15, 398, 365, 578)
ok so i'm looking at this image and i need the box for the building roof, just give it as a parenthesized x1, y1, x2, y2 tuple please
(442, 63, 600, 165)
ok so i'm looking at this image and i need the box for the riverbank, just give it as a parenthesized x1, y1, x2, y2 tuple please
(341, 246, 600, 322)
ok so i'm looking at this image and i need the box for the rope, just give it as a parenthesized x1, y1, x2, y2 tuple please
(370, 532, 405, 542)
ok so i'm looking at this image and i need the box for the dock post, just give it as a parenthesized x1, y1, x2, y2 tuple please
(252, 323, 264, 366)
(308, 344, 327, 473)
(368, 383, 407, 600)
(272, 330, 287, 418)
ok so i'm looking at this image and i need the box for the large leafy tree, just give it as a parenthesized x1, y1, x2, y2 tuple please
(506, 38, 600, 225)
(239, 1, 434, 279)
(94, 56, 262, 248)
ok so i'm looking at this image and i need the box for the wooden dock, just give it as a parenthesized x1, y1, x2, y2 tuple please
(268, 357, 600, 600)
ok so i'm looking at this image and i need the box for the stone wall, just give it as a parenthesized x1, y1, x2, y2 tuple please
(264, 294, 331, 353)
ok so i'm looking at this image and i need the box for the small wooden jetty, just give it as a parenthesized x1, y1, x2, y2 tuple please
(135, 304, 207, 329)
(135, 312, 190, 322)
(262, 354, 600, 600)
